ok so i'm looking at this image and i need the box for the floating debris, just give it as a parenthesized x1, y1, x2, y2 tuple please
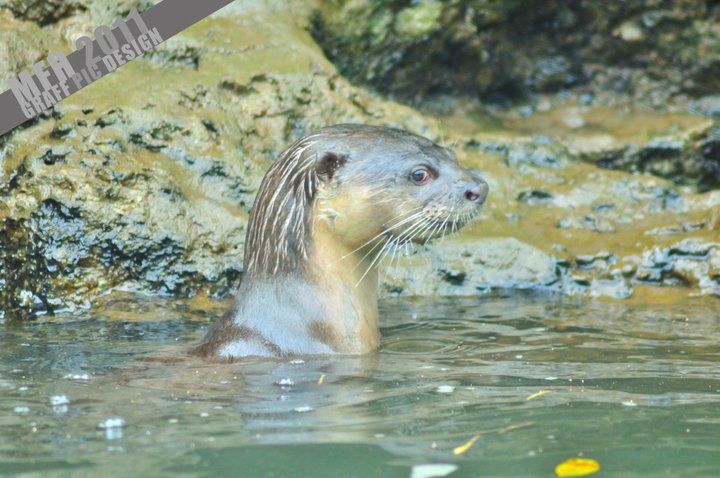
(276, 378, 294, 386)
(526, 390, 549, 400)
(64, 373, 91, 382)
(555, 457, 601, 477)
(410, 463, 458, 478)
(497, 422, 534, 434)
(294, 405, 313, 413)
(317, 374, 326, 385)
(13, 406, 30, 414)
(452, 434, 480, 455)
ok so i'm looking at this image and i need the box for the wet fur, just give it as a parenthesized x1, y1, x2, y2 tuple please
(194, 124, 487, 360)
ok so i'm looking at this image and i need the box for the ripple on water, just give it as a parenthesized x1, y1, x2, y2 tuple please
(0, 292, 718, 476)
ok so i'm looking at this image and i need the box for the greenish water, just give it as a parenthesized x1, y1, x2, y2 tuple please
(1, 292, 719, 477)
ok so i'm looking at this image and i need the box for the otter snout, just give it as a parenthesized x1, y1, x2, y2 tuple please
(464, 176, 489, 204)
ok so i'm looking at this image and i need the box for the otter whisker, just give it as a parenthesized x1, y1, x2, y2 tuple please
(342, 208, 421, 271)
(396, 213, 432, 244)
(351, 231, 391, 273)
(407, 215, 435, 244)
(451, 213, 460, 236)
(355, 235, 396, 287)
(423, 217, 446, 246)
(347, 209, 423, 262)
(437, 205, 456, 242)
(414, 215, 439, 245)
(386, 215, 433, 277)
(386, 239, 402, 280)
(340, 206, 425, 261)
(361, 215, 423, 281)
(380, 230, 408, 280)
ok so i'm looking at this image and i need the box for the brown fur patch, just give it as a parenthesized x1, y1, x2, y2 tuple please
(192, 306, 283, 359)
(308, 320, 341, 351)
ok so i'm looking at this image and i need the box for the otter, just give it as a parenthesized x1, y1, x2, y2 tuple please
(194, 124, 488, 360)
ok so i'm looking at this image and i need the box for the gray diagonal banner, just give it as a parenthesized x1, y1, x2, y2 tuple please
(0, 0, 234, 136)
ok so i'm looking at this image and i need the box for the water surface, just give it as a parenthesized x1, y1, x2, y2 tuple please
(1, 292, 719, 477)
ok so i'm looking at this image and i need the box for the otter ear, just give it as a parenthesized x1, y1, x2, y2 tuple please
(315, 151, 347, 182)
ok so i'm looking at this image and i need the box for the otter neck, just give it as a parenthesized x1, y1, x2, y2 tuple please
(303, 220, 381, 352)
(243, 217, 381, 353)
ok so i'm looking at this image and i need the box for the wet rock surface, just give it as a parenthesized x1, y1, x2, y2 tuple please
(311, 1, 720, 108)
(1, 0, 719, 319)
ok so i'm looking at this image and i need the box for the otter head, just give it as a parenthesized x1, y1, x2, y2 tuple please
(243, 124, 488, 278)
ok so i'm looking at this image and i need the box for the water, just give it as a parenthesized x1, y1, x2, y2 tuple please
(1, 291, 719, 477)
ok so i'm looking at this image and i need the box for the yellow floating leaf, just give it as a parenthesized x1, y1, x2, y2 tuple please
(452, 434, 480, 455)
(317, 374, 326, 385)
(526, 390, 549, 401)
(555, 457, 601, 477)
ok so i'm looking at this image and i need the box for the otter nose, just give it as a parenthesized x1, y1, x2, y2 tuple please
(464, 177, 489, 204)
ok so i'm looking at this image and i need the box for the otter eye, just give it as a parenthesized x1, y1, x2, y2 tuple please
(410, 167, 431, 185)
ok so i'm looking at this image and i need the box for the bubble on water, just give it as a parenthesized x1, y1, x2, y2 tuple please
(294, 405, 313, 413)
(436, 385, 455, 394)
(105, 428, 123, 440)
(13, 406, 30, 414)
(64, 373, 91, 382)
(99, 417, 125, 440)
(18, 386, 29, 391)
(410, 464, 458, 478)
(290, 359, 305, 365)
(213, 405, 223, 410)
(99, 417, 125, 429)
(51, 395, 70, 406)
(219, 380, 229, 384)
(622, 400, 638, 407)
(168, 418, 179, 424)
(200, 412, 209, 418)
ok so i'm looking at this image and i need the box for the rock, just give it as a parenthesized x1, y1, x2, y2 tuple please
(312, 1, 720, 107)
(0, 1, 436, 319)
(380, 237, 560, 297)
(2, 0, 720, 319)
(632, 239, 720, 295)
(1, 0, 80, 25)
(0, 11, 58, 88)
